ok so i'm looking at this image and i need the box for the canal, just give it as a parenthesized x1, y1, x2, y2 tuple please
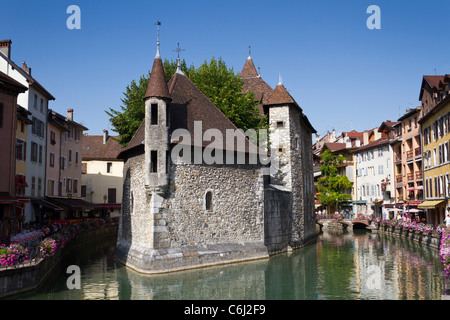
(16, 229, 448, 300)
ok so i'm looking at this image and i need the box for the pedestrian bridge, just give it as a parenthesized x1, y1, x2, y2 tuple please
(316, 219, 371, 231)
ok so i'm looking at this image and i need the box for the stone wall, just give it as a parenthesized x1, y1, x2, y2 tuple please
(164, 162, 265, 247)
(263, 185, 293, 254)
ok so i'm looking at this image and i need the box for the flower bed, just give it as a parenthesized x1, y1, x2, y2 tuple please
(439, 228, 450, 277)
(0, 244, 29, 266)
(0, 218, 119, 267)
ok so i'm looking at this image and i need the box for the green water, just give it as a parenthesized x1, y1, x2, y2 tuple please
(16, 230, 448, 300)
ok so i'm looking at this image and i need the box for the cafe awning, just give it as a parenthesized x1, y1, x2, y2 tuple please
(31, 199, 63, 211)
(46, 197, 95, 210)
(418, 200, 446, 209)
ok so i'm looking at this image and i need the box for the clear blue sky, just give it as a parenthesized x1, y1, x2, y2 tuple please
(2, 0, 450, 139)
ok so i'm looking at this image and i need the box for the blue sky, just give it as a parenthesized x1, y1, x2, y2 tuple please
(2, 0, 450, 139)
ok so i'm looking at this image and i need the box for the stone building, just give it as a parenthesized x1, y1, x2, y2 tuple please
(115, 37, 316, 273)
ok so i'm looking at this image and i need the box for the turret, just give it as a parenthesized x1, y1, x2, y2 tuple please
(144, 22, 171, 195)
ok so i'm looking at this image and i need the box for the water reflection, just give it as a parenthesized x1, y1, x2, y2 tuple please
(18, 230, 447, 300)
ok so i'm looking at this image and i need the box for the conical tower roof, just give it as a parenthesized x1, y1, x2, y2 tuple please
(241, 56, 259, 79)
(144, 56, 171, 100)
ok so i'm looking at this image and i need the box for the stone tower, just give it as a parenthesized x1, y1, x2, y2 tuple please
(144, 31, 171, 196)
(240, 53, 317, 248)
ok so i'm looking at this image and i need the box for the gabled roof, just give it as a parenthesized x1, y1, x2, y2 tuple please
(83, 134, 123, 161)
(265, 83, 301, 110)
(322, 142, 347, 153)
(350, 138, 390, 153)
(419, 75, 445, 100)
(0, 52, 55, 100)
(48, 109, 88, 131)
(0, 70, 28, 95)
(378, 120, 398, 132)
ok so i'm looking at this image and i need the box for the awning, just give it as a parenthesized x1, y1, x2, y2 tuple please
(418, 200, 446, 209)
(46, 197, 95, 210)
(31, 199, 63, 211)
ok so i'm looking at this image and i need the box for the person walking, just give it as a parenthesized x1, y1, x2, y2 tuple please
(445, 213, 450, 227)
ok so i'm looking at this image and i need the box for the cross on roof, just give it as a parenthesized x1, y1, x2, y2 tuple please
(173, 42, 185, 60)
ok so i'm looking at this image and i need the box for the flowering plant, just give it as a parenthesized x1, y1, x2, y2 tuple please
(439, 229, 450, 276)
(40, 238, 58, 257)
(436, 224, 446, 236)
(0, 244, 28, 266)
(381, 178, 390, 191)
(423, 224, 434, 235)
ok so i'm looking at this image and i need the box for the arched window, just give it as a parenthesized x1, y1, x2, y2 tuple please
(205, 191, 213, 212)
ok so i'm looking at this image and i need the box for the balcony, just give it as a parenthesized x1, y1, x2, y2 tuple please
(415, 171, 423, 180)
(407, 173, 414, 181)
(406, 150, 413, 160)
(396, 175, 403, 183)
(395, 155, 402, 163)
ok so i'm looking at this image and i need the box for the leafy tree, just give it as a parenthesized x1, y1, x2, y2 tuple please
(317, 149, 352, 213)
(106, 58, 267, 147)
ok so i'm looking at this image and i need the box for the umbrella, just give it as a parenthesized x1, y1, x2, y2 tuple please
(405, 208, 423, 213)
(388, 208, 402, 212)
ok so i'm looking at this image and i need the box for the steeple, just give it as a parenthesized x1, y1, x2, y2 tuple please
(241, 46, 259, 79)
(155, 21, 161, 59)
(144, 21, 170, 100)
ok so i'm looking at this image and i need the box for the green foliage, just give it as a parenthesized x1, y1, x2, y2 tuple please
(317, 150, 352, 210)
(106, 57, 267, 147)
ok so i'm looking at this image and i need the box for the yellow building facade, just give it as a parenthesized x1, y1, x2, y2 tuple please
(419, 94, 450, 226)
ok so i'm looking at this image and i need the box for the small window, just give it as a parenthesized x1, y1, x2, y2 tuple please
(205, 191, 213, 211)
(276, 121, 284, 128)
(107, 162, 112, 173)
(150, 151, 158, 173)
(151, 103, 158, 125)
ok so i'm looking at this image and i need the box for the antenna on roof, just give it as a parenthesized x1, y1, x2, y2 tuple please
(434, 68, 437, 75)
(155, 21, 161, 58)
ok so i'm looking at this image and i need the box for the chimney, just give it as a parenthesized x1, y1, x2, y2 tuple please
(355, 139, 361, 147)
(103, 129, 108, 144)
(67, 109, 73, 121)
(22, 61, 31, 75)
(0, 40, 11, 59)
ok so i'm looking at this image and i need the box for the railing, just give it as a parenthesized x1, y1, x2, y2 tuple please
(406, 150, 413, 159)
(395, 155, 402, 163)
(0, 240, 43, 270)
(407, 173, 414, 181)
(415, 171, 423, 180)
(396, 175, 403, 183)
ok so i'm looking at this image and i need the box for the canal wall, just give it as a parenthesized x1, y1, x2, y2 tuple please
(372, 225, 441, 249)
(0, 224, 118, 299)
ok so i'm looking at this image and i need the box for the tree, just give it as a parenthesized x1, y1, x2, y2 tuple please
(317, 149, 352, 213)
(106, 57, 267, 147)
